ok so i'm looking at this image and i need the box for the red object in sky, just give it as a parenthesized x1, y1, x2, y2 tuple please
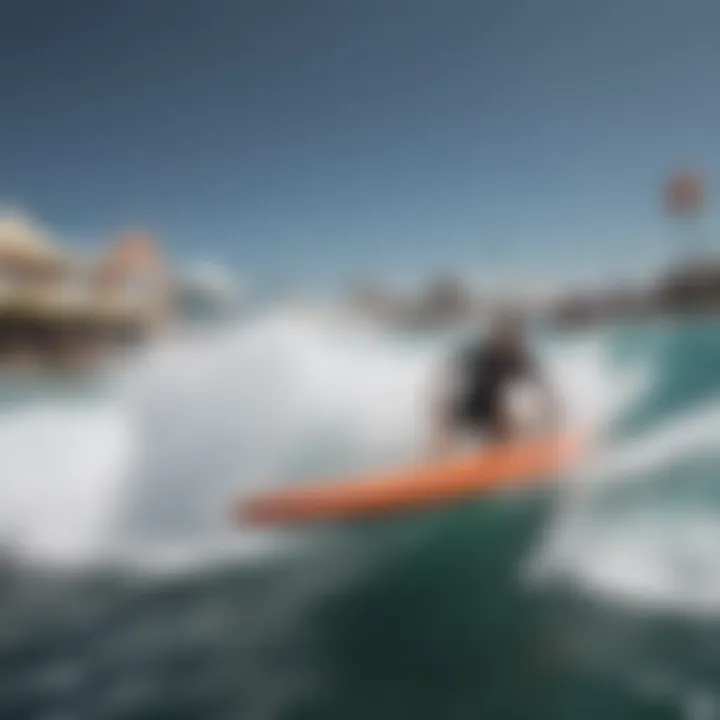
(665, 172, 706, 216)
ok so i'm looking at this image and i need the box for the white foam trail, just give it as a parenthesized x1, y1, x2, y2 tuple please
(0, 401, 132, 565)
(583, 403, 720, 488)
(531, 510, 720, 616)
(540, 331, 653, 435)
(529, 394, 720, 616)
(111, 308, 440, 565)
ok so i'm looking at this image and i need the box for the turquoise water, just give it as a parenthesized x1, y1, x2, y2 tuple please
(1, 316, 719, 718)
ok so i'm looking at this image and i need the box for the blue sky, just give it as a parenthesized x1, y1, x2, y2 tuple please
(1, 0, 719, 291)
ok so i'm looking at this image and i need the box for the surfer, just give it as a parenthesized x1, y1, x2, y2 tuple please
(239, 310, 579, 526)
(431, 311, 558, 456)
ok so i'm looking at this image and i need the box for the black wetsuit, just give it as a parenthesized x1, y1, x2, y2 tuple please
(449, 341, 538, 433)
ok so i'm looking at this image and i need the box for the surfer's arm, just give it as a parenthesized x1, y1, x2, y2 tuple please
(519, 355, 561, 432)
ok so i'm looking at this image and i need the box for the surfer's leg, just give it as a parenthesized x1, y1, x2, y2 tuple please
(487, 394, 520, 443)
(488, 410, 516, 442)
(430, 396, 472, 458)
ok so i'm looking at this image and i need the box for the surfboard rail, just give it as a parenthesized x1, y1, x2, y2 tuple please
(237, 432, 588, 527)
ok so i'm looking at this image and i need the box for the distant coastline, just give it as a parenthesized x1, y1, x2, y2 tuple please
(344, 255, 720, 331)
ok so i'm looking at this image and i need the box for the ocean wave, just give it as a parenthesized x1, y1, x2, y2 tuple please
(1, 308, 718, 603)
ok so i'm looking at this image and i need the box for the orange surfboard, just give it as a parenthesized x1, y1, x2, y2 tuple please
(237, 432, 588, 527)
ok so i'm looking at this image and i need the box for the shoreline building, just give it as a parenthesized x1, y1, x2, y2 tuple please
(0, 212, 175, 373)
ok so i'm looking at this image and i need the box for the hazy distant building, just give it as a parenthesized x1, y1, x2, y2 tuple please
(0, 213, 176, 372)
(655, 255, 720, 313)
(347, 281, 408, 322)
(411, 275, 474, 327)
